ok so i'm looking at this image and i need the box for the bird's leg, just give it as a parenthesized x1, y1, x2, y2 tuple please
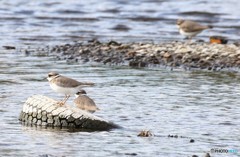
(187, 36, 193, 44)
(61, 95, 70, 105)
(57, 95, 68, 106)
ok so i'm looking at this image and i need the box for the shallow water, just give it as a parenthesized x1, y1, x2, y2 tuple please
(1, 49, 240, 157)
(1, 0, 240, 157)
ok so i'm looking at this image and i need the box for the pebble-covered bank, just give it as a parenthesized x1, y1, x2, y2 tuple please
(47, 40, 240, 71)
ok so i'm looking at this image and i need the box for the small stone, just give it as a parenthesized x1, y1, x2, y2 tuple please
(163, 52, 171, 58)
(190, 139, 195, 143)
(137, 130, 153, 137)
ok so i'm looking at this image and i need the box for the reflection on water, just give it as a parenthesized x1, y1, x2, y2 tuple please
(0, 48, 240, 157)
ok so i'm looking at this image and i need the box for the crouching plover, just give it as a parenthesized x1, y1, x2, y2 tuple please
(74, 90, 99, 113)
(47, 72, 94, 106)
(177, 19, 213, 40)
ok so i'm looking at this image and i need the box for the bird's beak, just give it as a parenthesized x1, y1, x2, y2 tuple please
(42, 77, 48, 81)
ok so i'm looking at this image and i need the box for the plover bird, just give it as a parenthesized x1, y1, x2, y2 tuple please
(47, 72, 94, 105)
(177, 19, 213, 40)
(74, 90, 99, 113)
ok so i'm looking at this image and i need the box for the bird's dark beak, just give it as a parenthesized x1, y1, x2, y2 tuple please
(42, 77, 48, 81)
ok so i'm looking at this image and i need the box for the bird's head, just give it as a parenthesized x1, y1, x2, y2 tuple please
(75, 89, 87, 97)
(176, 19, 184, 26)
(47, 72, 60, 81)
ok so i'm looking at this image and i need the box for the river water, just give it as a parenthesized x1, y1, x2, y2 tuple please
(0, 0, 240, 157)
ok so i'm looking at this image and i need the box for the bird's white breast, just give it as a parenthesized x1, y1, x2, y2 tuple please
(179, 29, 202, 38)
(49, 82, 80, 95)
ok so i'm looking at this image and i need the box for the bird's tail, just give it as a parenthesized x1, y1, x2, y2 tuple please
(80, 82, 95, 86)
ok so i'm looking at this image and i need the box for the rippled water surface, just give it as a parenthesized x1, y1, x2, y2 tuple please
(1, 0, 240, 157)
(1, 49, 240, 157)
(1, 0, 240, 46)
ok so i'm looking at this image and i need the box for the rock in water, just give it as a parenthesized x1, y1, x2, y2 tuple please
(19, 95, 119, 131)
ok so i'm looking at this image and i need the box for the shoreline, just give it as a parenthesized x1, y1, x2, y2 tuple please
(43, 39, 240, 71)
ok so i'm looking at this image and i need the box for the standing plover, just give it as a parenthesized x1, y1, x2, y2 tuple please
(74, 90, 99, 113)
(177, 19, 212, 40)
(47, 72, 94, 105)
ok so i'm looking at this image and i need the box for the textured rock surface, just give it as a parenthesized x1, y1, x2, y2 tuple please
(48, 40, 240, 71)
(19, 95, 119, 131)
(20, 39, 240, 71)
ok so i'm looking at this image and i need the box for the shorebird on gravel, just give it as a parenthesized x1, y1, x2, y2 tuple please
(47, 72, 94, 106)
(74, 89, 99, 113)
(177, 19, 213, 40)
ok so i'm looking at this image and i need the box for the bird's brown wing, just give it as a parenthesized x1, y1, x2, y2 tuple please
(181, 20, 209, 32)
(74, 96, 98, 110)
(53, 76, 94, 88)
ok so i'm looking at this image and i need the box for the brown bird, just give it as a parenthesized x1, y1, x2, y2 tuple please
(74, 90, 99, 113)
(177, 19, 213, 40)
(47, 72, 94, 106)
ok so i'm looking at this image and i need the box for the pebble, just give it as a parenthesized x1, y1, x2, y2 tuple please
(22, 39, 240, 71)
